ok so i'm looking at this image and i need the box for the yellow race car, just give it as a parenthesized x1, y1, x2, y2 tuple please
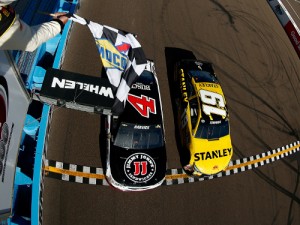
(174, 59, 233, 176)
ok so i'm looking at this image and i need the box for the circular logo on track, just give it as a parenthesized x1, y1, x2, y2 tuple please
(124, 153, 156, 183)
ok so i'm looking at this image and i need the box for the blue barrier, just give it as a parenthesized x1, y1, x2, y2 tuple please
(31, 104, 50, 225)
(53, 0, 79, 69)
(30, 1, 80, 224)
(9, 1, 80, 224)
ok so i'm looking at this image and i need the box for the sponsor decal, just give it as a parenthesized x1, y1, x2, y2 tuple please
(210, 120, 221, 125)
(194, 148, 232, 161)
(134, 125, 150, 129)
(96, 39, 127, 71)
(131, 82, 151, 90)
(290, 31, 300, 50)
(283, 21, 300, 57)
(179, 70, 188, 102)
(116, 42, 131, 54)
(198, 83, 219, 88)
(213, 165, 219, 170)
(124, 153, 156, 183)
(290, 31, 300, 45)
(51, 77, 114, 99)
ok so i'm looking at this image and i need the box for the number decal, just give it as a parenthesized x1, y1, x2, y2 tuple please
(199, 90, 227, 119)
(127, 94, 156, 118)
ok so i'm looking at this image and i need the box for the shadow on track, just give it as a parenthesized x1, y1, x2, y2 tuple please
(164, 47, 196, 171)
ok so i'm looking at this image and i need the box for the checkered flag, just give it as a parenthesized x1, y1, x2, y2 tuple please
(70, 14, 147, 115)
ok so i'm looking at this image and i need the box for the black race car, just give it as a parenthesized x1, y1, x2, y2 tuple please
(105, 60, 166, 191)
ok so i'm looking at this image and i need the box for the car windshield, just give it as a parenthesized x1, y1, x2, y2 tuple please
(188, 70, 218, 83)
(194, 120, 229, 139)
(114, 123, 164, 149)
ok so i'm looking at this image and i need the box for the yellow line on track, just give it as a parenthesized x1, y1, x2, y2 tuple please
(44, 166, 106, 179)
(164, 144, 300, 180)
(165, 173, 189, 180)
(225, 143, 300, 171)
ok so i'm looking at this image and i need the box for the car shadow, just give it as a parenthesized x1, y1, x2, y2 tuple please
(164, 47, 196, 172)
(99, 114, 107, 172)
(98, 66, 108, 172)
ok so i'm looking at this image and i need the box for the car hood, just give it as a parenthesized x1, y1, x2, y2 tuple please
(190, 134, 233, 175)
(107, 145, 167, 188)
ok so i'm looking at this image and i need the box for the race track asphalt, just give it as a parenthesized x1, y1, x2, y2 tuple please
(42, 1, 300, 225)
